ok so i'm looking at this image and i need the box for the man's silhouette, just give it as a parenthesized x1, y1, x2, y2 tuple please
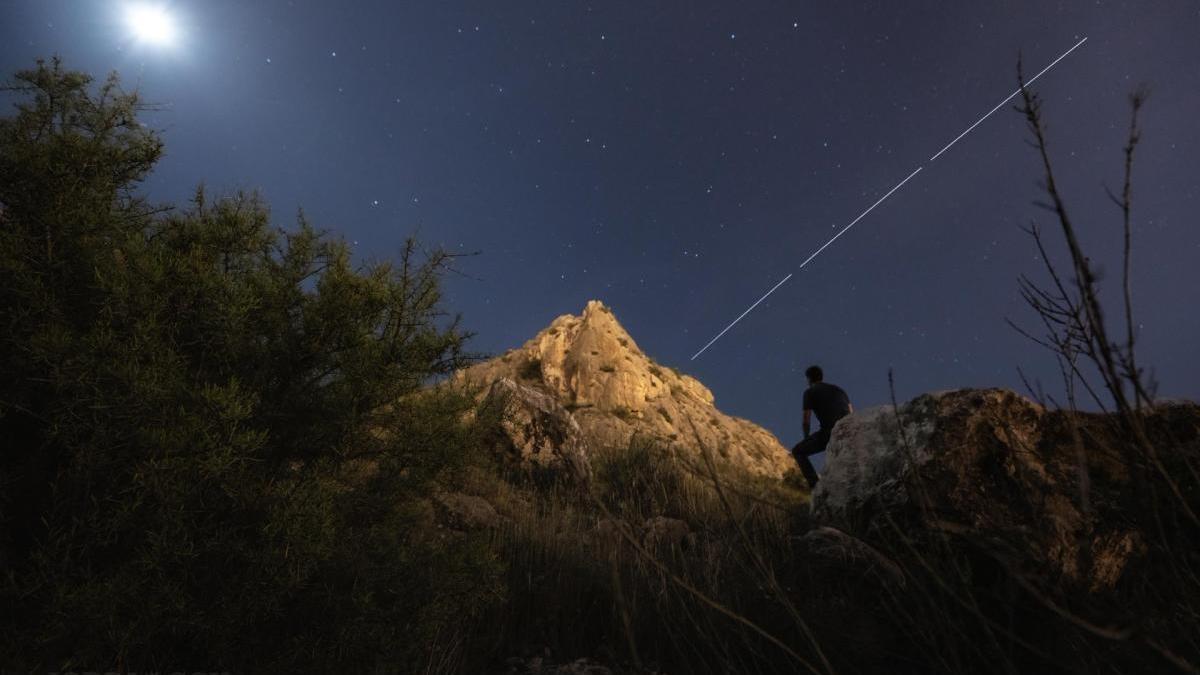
(791, 365, 852, 488)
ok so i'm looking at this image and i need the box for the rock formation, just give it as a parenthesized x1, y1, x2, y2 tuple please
(480, 377, 594, 484)
(459, 300, 794, 478)
(812, 388, 1200, 592)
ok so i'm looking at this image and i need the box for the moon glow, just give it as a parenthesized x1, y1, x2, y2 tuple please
(125, 5, 177, 47)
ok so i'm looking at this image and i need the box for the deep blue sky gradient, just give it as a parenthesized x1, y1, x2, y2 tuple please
(3, 1, 1197, 449)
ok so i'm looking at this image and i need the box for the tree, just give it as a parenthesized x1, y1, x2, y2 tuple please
(1, 58, 500, 673)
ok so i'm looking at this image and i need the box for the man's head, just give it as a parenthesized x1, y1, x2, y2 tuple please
(805, 365, 823, 385)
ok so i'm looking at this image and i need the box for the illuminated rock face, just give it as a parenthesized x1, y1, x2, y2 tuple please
(480, 377, 594, 484)
(459, 300, 795, 479)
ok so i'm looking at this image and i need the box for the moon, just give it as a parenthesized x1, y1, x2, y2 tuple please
(125, 5, 177, 47)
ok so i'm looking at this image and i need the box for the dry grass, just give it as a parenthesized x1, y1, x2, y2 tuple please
(460, 438, 810, 673)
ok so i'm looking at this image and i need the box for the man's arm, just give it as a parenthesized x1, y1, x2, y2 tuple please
(803, 409, 812, 438)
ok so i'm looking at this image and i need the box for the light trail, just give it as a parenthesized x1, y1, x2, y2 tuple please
(689, 273, 794, 361)
(689, 36, 1088, 361)
(690, 166, 923, 361)
(796, 166, 924, 270)
(929, 36, 1088, 162)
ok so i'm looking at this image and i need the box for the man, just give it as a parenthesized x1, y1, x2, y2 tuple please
(791, 365, 852, 488)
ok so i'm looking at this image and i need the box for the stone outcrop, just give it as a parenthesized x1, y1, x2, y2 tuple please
(811, 388, 1200, 592)
(460, 300, 794, 478)
(481, 377, 593, 484)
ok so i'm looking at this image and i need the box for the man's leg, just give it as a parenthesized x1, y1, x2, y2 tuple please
(790, 435, 821, 488)
(790, 429, 832, 489)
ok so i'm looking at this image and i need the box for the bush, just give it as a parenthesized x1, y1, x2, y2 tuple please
(0, 58, 500, 673)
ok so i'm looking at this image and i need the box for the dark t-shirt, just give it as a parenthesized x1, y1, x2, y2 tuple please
(803, 382, 851, 430)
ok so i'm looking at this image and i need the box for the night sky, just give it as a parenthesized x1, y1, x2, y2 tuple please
(3, 1, 1198, 450)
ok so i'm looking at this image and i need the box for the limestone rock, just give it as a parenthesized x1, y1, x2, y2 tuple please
(812, 388, 1200, 592)
(460, 300, 793, 478)
(482, 377, 594, 484)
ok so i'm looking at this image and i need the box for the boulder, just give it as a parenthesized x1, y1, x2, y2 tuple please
(482, 377, 593, 484)
(811, 389, 1200, 592)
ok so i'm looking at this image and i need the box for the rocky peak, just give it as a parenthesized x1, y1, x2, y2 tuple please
(459, 300, 793, 478)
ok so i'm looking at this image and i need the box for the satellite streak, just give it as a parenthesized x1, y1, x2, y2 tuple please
(689, 273, 794, 362)
(797, 166, 924, 270)
(689, 36, 1087, 361)
(929, 36, 1088, 162)
(690, 166, 923, 361)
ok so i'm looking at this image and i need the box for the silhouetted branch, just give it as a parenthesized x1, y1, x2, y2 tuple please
(1119, 85, 1151, 409)
(1012, 57, 1199, 533)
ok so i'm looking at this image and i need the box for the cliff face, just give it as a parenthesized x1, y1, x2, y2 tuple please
(458, 300, 794, 478)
